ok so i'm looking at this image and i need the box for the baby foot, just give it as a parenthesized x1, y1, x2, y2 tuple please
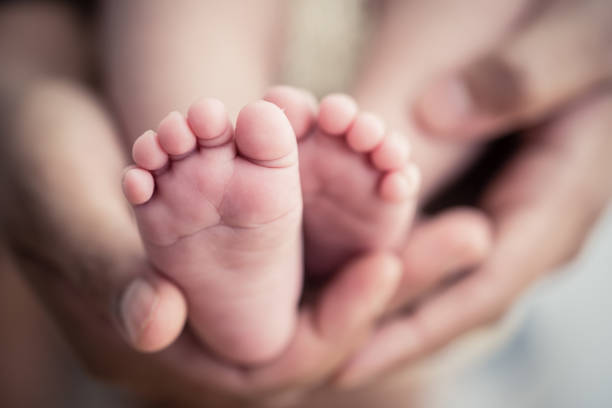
(265, 87, 420, 276)
(122, 99, 302, 364)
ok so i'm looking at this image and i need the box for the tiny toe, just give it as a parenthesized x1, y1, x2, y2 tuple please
(123, 167, 155, 205)
(157, 111, 197, 157)
(264, 86, 317, 139)
(346, 112, 385, 152)
(318, 93, 358, 135)
(371, 131, 410, 170)
(187, 98, 233, 147)
(235, 100, 297, 166)
(132, 130, 168, 171)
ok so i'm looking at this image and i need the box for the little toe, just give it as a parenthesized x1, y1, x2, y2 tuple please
(371, 132, 411, 171)
(187, 98, 234, 147)
(318, 94, 358, 135)
(157, 111, 197, 157)
(346, 112, 385, 152)
(235, 100, 297, 167)
(132, 130, 168, 171)
(264, 86, 317, 139)
(123, 167, 155, 205)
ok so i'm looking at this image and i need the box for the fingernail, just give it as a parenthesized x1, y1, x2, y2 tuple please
(416, 76, 474, 133)
(120, 278, 158, 345)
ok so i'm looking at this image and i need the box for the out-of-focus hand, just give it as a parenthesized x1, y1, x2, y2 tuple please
(415, 0, 612, 140)
(335, 0, 612, 386)
(1, 79, 495, 407)
(0, 80, 405, 406)
(340, 90, 612, 386)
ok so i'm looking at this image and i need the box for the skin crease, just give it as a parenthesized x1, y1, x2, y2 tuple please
(126, 99, 305, 365)
(2, 1, 612, 407)
(336, 0, 612, 386)
(0, 3, 492, 407)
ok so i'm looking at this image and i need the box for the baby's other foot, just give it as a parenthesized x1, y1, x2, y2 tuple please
(122, 98, 302, 364)
(265, 87, 420, 276)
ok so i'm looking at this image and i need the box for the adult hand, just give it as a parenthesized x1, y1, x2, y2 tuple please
(0, 2, 504, 404)
(1, 78, 494, 406)
(415, 0, 612, 140)
(336, 0, 612, 385)
(0, 77, 402, 405)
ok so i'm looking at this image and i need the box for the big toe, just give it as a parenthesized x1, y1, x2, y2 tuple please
(264, 86, 317, 138)
(235, 100, 297, 167)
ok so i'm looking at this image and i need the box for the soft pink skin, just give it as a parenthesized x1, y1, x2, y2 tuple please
(265, 87, 421, 276)
(123, 88, 419, 363)
(123, 99, 302, 365)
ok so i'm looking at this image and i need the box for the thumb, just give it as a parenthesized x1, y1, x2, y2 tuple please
(415, 1, 611, 140)
(0, 79, 187, 353)
(116, 263, 187, 352)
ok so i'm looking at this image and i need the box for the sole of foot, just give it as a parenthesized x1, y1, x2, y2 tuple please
(264, 86, 420, 276)
(122, 98, 303, 364)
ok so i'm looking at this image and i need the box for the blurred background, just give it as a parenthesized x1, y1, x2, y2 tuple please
(1, 0, 610, 407)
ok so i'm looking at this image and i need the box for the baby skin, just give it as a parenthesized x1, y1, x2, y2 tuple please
(264, 87, 420, 276)
(122, 88, 419, 365)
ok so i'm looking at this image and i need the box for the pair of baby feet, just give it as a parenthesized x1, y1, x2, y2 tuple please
(122, 87, 420, 364)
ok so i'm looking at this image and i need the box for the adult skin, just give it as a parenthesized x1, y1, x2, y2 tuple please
(5, 0, 611, 405)
(0, 79, 486, 406)
(338, 0, 612, 385)
(0, 2, 490, 407)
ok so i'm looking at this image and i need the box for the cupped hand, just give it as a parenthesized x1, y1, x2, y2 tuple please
(336, 0, 612, 385)
(0, 79, 399, 405)
(1, 79, 493, 406)
(415, 0, 612, 140)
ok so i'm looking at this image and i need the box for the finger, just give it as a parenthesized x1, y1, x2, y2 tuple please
(415, 1, 612, 140)
(247, 252, 402, 392)
(117, 269, 187, 352)
(338, 91, 612, 387)
(336, 210, 567, 387)
(387, 207, 492, 312)
(2, 80, 187, 353)
(352, 0, 531, 198)
(163, 252, 402, 397)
